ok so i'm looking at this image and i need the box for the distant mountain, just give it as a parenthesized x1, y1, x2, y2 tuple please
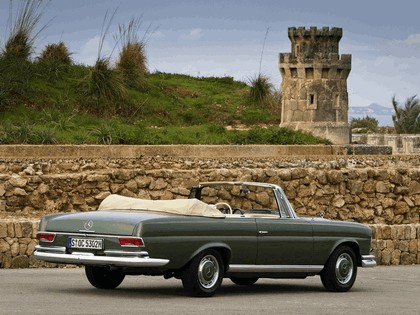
(349, 103, 394, 126)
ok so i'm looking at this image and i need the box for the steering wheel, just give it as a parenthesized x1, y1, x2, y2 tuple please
(233, 208, 245, 215)
(214, 202, 233, 214)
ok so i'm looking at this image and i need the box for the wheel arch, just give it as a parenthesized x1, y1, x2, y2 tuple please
(328, 240, 361, 266)
(185, 243, 231, 272)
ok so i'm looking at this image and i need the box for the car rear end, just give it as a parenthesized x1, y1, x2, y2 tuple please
(34, 211, 169, 268)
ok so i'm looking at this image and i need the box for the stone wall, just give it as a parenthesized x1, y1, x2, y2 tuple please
(0, 146, 419, 267)
(353, 134, 420, 154)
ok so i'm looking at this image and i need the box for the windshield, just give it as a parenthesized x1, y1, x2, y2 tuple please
(191, 183, 286, 217)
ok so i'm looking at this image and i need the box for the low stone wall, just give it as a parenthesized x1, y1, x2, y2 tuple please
(353, 134, 420, 154)
(1, 219, 419, 268)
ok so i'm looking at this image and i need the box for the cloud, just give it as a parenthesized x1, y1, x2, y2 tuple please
(150, 30, 165, 39)
(180, 28, 203, 40)
(76, 35, 113, 65)
(403, 33, 420, 45)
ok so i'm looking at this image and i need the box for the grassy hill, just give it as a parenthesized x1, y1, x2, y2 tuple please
(0, 60, 330, 145)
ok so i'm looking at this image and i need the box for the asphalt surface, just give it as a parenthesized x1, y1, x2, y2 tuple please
(0, 266, 419, 315)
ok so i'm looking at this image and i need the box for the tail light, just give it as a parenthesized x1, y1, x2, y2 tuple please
(37, 232, 56, 242)
(119, 237, 144, 247)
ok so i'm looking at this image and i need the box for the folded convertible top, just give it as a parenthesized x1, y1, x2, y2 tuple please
(98, 194, 225, 218)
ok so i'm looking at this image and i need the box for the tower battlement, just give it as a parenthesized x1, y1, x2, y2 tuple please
(287, 26, 343, 58)
(288, 26, 342, 39)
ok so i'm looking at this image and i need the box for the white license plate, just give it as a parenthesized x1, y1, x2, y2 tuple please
(68, 238, 103, 250)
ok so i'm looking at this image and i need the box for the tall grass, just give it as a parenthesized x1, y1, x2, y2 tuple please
(83, 9, 125, 110)
(0, 0, 48, 109)
(116, 18, 150, 89)
(36, 42, 72, 82)
(39, 42, 72, 64)
(2, 0, 47, 60)
(248, 74, 273, 105)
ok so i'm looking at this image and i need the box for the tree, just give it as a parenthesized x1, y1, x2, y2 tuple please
(392, 95, 420, 134)
(350, 116, 378, 133)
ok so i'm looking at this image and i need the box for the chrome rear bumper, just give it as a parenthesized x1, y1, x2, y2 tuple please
(34, 245, 169, 267)
(361, 255, 377, 268)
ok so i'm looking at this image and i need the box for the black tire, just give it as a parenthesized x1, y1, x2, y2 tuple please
(320, 246, 357, 292)
(182, 249, 224, 297)
(230, 277, 259, 286)
(85, 266, 125, 289)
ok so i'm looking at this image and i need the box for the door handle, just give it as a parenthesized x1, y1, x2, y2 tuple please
(258, 230, 269, 235)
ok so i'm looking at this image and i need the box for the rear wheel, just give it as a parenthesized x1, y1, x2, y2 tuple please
(182, 249, 224, 297)
(320, 246, 357, 292)
(230, 277, 259, 286)
(85, 266, 125, 289)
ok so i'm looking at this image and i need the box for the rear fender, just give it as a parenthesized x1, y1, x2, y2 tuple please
(185, 242, 231, 270)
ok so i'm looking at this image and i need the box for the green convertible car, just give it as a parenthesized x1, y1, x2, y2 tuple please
(35, 181, 376, 297)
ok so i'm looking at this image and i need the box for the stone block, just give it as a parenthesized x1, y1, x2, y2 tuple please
(409, 240, 417, 254)
(391, 249, 401, 265)
(0, 239, 10, 253)
(0, 222, 7, 238)
(382, 225, 391, 239)
(14, 223, 22, 238)
(11, 255, 29, 268)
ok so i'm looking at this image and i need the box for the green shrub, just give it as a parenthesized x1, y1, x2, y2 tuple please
(84, 58, 125, 109)
(115, 18, 148, 89)
(350, 116, 378, 133)
(0, 57, 33, 109)
(39, 42, 72, 64)
(248, 74, 273, 105)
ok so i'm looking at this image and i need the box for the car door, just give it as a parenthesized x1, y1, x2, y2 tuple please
(255, 218, 314, 266)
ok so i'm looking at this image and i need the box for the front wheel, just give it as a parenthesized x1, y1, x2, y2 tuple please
(182, 249, 224, 297)
(85, 266, 125, 289)
(320, 246, 357, 292)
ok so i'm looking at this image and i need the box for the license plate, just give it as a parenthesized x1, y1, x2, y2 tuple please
(68, 238, 103, 250)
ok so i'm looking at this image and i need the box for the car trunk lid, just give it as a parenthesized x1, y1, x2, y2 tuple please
(45, 210, 166, 235)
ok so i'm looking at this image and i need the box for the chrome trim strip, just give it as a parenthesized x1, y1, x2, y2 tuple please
(228, 264, 324, 273)
(103, 250, 149, 257)
(361, 255, 377, 268)
(34, 245, 66, 253)
(34, 250, 169, 267)
(41, 231, 143, 240)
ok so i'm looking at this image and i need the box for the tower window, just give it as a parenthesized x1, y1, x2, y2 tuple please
(305, 68, 314, 79)
(322, 68, 329, 79)
(291, 68, 298, 78)
(334, 94, 340, 109)
(307, 92, 317, 109)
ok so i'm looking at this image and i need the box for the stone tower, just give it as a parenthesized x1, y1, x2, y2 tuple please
(279, 27, 351, 144)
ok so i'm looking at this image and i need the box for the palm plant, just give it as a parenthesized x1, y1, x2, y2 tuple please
(392, 95, 420, 134)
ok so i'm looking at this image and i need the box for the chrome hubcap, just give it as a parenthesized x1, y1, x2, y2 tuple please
(335, 253, 353, 285)
(198, 255, 219, 289)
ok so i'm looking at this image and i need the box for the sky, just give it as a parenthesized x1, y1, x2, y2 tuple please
(1, 0, 419, 110)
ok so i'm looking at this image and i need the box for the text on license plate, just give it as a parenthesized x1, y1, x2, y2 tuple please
(68, 238, 103, 249)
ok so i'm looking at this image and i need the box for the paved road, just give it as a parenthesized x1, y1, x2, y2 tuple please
(0, 266, 419, 315)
